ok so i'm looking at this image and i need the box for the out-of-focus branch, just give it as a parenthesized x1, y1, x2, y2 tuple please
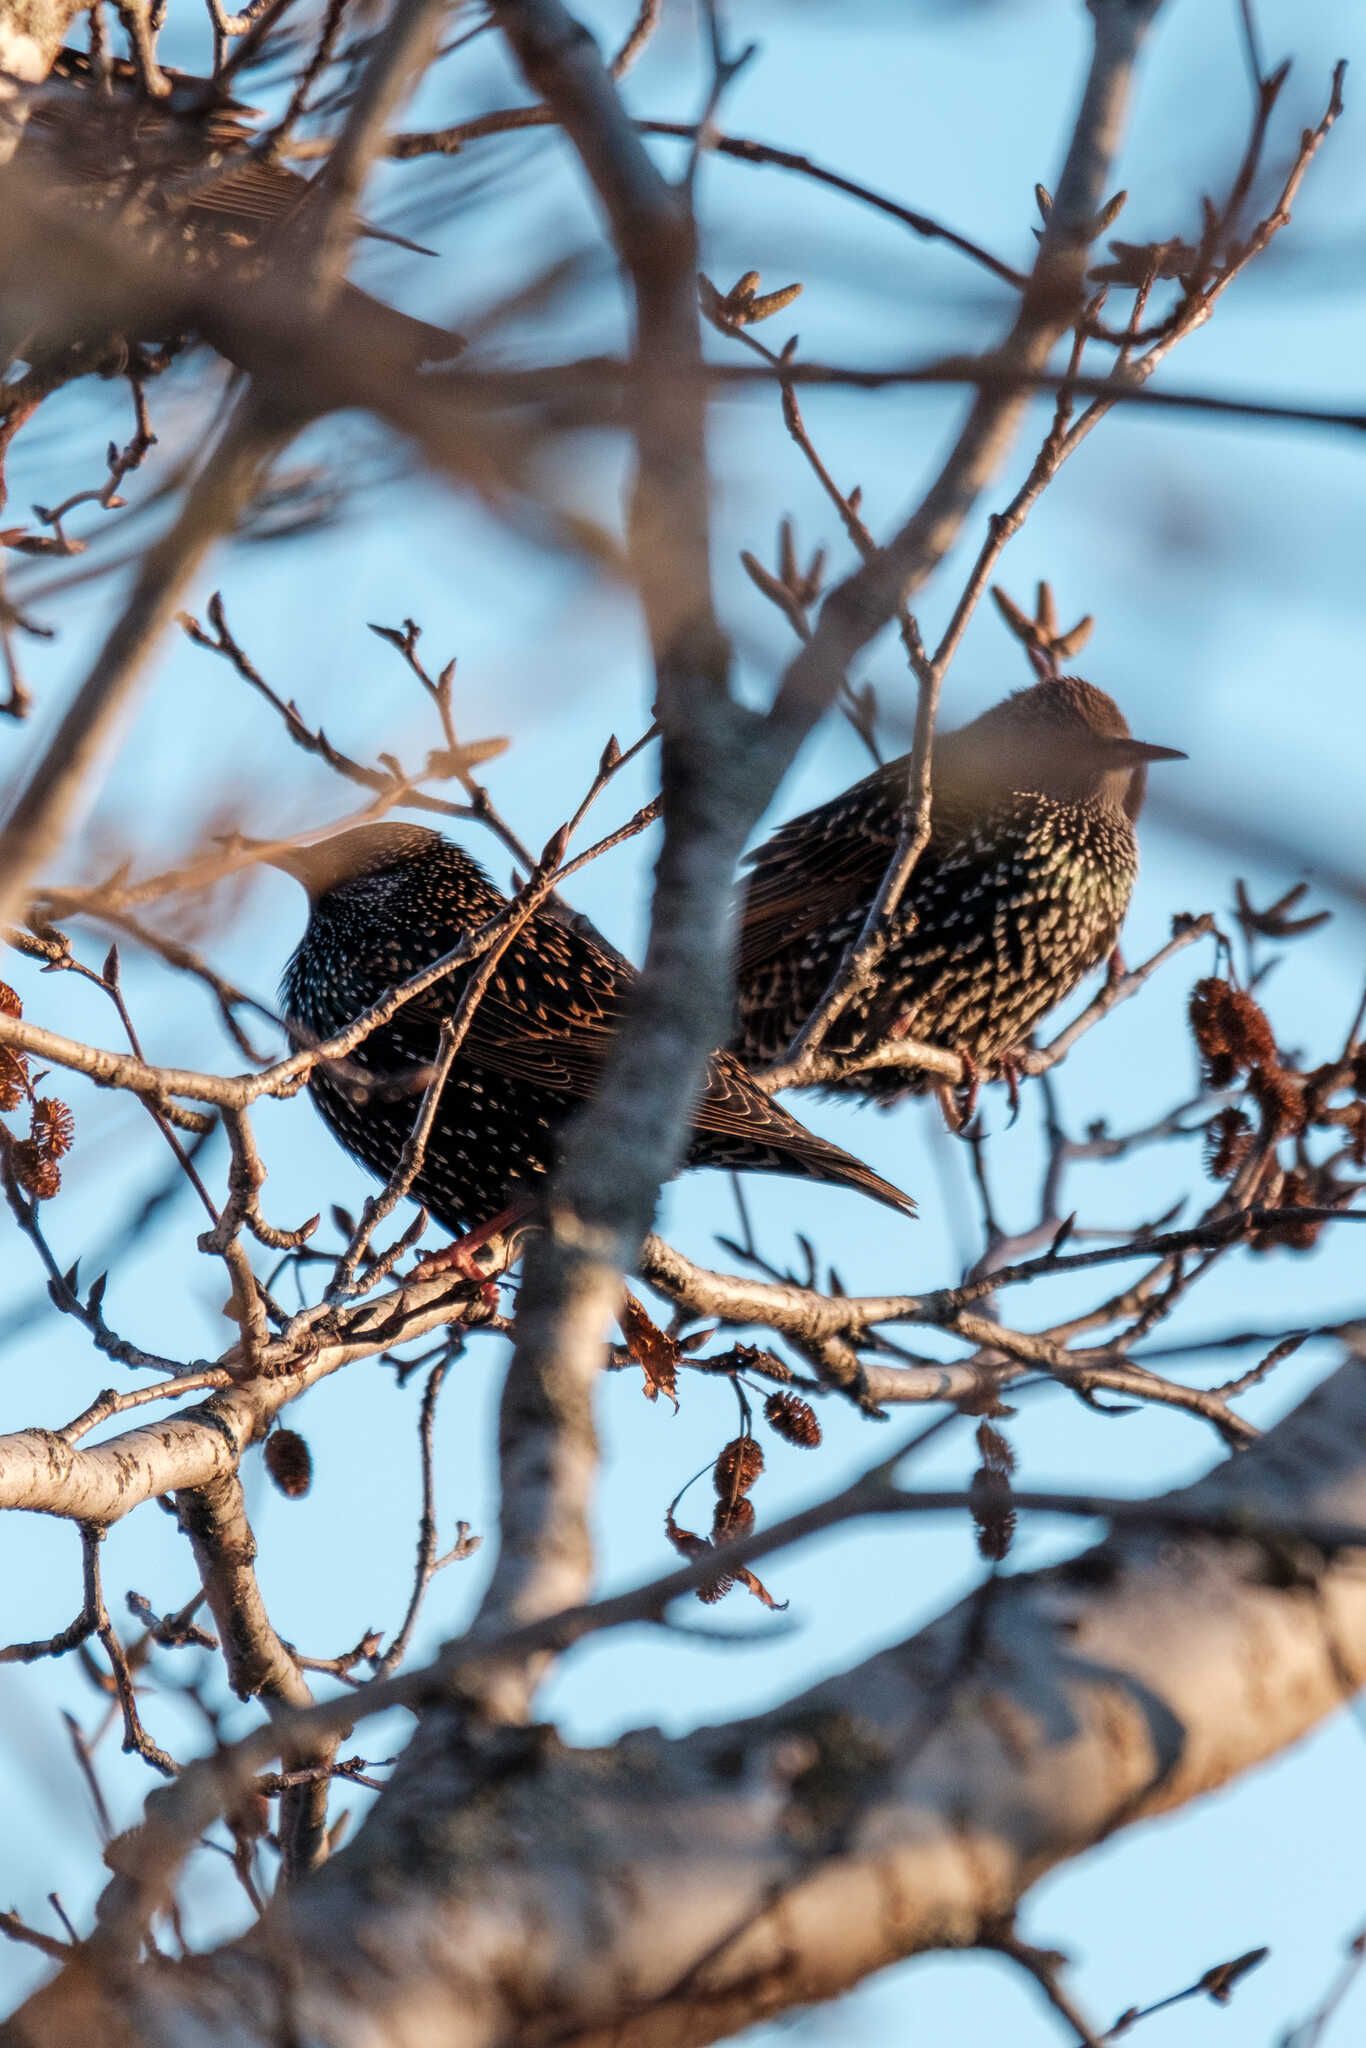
(0, 394, 288, 933)
(438, 0, 1168, 1718)
(13, 1357, 1366, 2046)
(467, 0, 729, 1689)
(309, 0, 451, 293)
(0, 0, 87, 161)
(768, 0, 1162, 750)
(0, 0, 452, 927)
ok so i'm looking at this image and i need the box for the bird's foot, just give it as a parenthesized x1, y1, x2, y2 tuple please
(999, 1051, 1027, 1124)
(410, 1200, 531, 1294)
(936, 1052, 981, 1134)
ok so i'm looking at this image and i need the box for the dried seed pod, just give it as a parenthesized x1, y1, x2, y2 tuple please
(975, 1418, 1016, 1475)
(11, 1141, 59, 1200)
(0, 1047, 27, 1113)
(1344, 1100, 1366, 1168)
(763, 1390, 822, 1448)
(1224, 987, 1278, 1070)
(713, 1435, 764, 1499)
(1188, 978, 1237, 1086)
(1254, 1168, 1325, 1253)
(30, 1097, 75, 1162)
(1204, 1106, 1254, 1180)
(1248, 1063, 1306, 1137)
(969, 1464, 1016, 1562)
(712, 1495, 757, 1541)
(1188, 978, 1279, 1084)
(264, 1428, 313, 1499)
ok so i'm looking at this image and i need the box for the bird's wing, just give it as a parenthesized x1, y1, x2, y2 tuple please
(400, 915, 623, 1101)
(736, 734, 992, 974)
(736, 758, 908, 973)
(396, 907, 913, 1213)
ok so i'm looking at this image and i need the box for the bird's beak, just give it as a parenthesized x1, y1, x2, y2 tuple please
(1103, 736, 1187, 766)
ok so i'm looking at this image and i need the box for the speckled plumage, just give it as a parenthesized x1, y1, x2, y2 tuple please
(18, 50, 458, 366)
(278, 825, 913, 1235)
(733, 677, 1184, 1101)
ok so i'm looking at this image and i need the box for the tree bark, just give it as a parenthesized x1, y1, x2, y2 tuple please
(11, 1356, 1366, 2047)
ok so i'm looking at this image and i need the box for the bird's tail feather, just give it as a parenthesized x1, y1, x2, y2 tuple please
(772, 1125, 915, 1216)
(695, 1052, 915, 1216)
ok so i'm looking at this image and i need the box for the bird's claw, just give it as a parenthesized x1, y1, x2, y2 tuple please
(409, 1199, 532, 1296)
(999, 1052, 1026, 1124)
(936, 1051, 981, 1134)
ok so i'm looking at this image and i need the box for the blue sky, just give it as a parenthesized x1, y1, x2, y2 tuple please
(2, 1, 1366, 2039)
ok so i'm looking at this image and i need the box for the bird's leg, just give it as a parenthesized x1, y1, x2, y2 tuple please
(1105, 943, 1128, 985)
(410, 1198, 534, 1288)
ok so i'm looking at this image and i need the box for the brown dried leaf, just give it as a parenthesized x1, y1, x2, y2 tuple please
(710, 1340, 792, 1380)
(664, 1509, 711, 1561)
(733, 1566, 788, 1611)
(619, 1290, 680, 1407)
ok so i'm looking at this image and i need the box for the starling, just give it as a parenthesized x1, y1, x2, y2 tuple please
(275, 824, 913, 1251)
(10, 50, 462, 370)
(733, 676, 1185, 1100)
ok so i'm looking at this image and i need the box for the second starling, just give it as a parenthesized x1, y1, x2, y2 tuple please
(733, 677, 1185, 1099)
(275, 824, 913, 1250)
(14, 50, 462, 371)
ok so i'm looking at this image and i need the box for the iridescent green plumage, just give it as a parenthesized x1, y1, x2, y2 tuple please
(733, 678, 1184, 1099)
(278, 825, 914, 1235)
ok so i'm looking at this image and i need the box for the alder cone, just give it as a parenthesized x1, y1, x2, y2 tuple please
(764, 1390, 822, 1447)
(264, 1428, 313, 1499)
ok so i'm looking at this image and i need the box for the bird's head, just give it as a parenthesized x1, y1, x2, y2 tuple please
(261, 823, 447, 903)
(945, 676, 1185, 819)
